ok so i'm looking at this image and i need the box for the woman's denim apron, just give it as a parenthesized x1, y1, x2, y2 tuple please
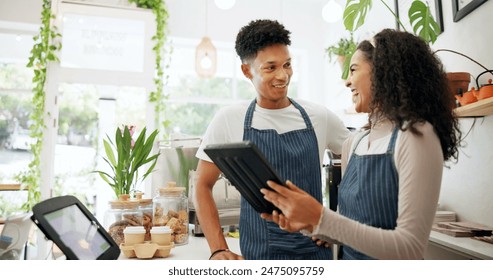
(338, 128, 399, 260)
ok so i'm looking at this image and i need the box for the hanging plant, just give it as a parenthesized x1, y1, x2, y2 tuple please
(326, 33, 358, 79)
(16, 0, 62, 211)
(128, 0, 172, 138)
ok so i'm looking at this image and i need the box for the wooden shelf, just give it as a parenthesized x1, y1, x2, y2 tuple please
(454, 96, 493, 117)
(0, 183, 27, 191)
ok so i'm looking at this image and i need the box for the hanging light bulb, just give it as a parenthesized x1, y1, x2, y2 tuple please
(322, 0, 343, 23)
(195, 36, 217, 78)
(214, 0, 236, 10)
(196, 0, 217, 78)
(200, 55, 213, 69)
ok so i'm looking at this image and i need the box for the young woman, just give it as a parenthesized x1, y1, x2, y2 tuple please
(260, 29, 462, 260)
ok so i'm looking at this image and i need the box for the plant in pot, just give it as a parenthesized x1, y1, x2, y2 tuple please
(433, 48, 491, 107)
(95, 125, 160, 198)
(326, 33, 358, 79)
(94, 125, 160, 245)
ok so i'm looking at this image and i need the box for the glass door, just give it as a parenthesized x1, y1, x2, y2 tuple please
(39, 2, 157, 221)
(55, 83, 148, 220)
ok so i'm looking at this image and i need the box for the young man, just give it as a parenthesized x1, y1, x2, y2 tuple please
(194, 19, 349, 260)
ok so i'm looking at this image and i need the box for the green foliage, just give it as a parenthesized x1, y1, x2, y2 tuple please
(0, 63, 34, 89)
(326, 34, 358, 62)
(343, 0, 441, 44)
(18, 0, 62, 211)
(128, 0, 171, 139)
(326, 33, 358, 79)
(0, 196, 23, 218)
(0, 92, 34, 146)
(0, 119, 7, 144)
(343, 0, 373, 31)
(408, 1, 441, 44)
(94, 126, 160, 198)
(57, 91, 98, 143)
(167, 103, 222, 136)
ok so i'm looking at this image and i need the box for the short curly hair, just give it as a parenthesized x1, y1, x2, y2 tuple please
(358, 29, 461, 161)
(235, 19, 291, 62)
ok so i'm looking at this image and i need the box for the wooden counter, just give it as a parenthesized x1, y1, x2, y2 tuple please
(428, 231, 493, 259)
(0, 183, 24, 191)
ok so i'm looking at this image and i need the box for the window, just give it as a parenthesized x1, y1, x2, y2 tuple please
(164, 37, 300, 137)
(0, 32, 36, 216)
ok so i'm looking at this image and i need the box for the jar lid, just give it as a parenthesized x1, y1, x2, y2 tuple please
(158, 181, 185, 195)
(108, 200, 139, 209)
(150, 226, 172, 234)
(139, 198, 153, 206)
(123, 226, 146, 234)
(134, 192, 144, 200)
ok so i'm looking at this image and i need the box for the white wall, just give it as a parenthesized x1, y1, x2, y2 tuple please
(431, 2, 493, 227)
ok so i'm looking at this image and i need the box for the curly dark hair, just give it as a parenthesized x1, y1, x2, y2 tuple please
(358, 29, 461, 161)
(235, 19, 291, 62)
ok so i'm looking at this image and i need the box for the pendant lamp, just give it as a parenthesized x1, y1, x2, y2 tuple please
(195, 37, 217, 78)
(195, 0, 217, 78)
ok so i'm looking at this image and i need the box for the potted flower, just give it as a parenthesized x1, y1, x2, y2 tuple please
(95, 125, 160, 198)
(326, 33, 358, 79)
(95, 125, 160, 245)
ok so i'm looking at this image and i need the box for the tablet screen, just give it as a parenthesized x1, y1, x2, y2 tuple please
(31, 195, 120, 260)
(45, 204, 112, 260)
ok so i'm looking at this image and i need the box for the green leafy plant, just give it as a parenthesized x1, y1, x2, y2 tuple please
(17, 0, 62, 211)
(94, 126, 160, 198)
(343, 0, 441, 44)
(326, 33, 358, 79)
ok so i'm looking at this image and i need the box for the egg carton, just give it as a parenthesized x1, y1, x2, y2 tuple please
(120, 241, 174, 259)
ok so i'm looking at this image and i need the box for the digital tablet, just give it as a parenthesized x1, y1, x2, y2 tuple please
(31, 195, 120, 260)
(204, 141, 285, 214)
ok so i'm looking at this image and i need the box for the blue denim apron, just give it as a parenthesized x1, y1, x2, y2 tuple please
(240, 98, 333, 260)
(338, 127, 399, 260)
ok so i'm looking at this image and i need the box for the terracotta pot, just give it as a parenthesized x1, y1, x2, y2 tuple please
(447, 72, 471, 107)
(447, 72, 471, 95)
(337, 55, 346, 70)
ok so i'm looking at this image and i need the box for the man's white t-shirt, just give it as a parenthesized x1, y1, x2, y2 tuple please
(196, 99, 350, 165)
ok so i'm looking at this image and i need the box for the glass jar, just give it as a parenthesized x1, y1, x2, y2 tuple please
(153, 181, 189, 245)
(136, 192, 153, 241)
(104, 194, 143, 245)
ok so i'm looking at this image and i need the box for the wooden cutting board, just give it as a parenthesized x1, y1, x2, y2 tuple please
(432, 225, 474, 237)
(433, 221, 493, 237)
